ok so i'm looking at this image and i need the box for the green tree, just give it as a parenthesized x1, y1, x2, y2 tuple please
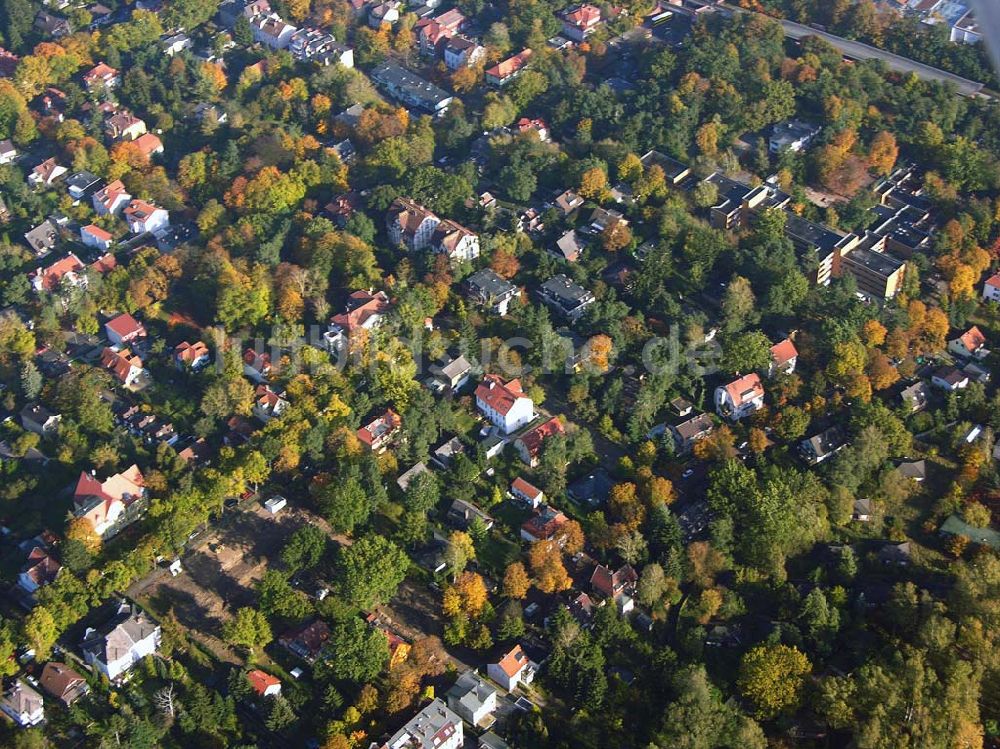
(319, 617, 389, 683)
(316, 473, 369, 534)
(738, 644, 811, 719)
(24, 606, 57, 660)
(256, 571, 312, 622)
(222, 607, 272, 653)
(720, 330, 771, 375)
(721, 276, 757, 334)
(281, 526, 327, 571)
(339, 536, 409, 608)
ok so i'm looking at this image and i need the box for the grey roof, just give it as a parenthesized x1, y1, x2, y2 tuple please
(769, 119, 820, 148)
(0, 139, 15, 155)
(381, 698, 462, 749)
(2, 680, 43, 718)
(539, 274, 593, 308)
(567, 467, 614, 505)
(397, 461, 430, 491)
(673, 412, 714, 443)
(371, 61, 452, 112)
(20, 403, 58, 426)
(24, 220, 59, 253)
(433, 436, 465, 463)
(555, 230, 583, 259)
(784, 212, 851, 254)
(841, 245, 905, 277)
(66, 170, 101, 192)
(467, 268, 516, 299)
(431, 355, 472, 382)
(81, 600, 159, 666)
(446, 670, 497, 717)
(478, 731, 511, 749)
(897, 460, 926, 481)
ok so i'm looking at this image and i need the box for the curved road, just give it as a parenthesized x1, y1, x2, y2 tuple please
(718, 4, 987, 97)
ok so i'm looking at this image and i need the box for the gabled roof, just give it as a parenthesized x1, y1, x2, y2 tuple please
(985, 271, 1000, 289)
(247, 669, 281, 695)
(590, 563, 637, 598)
(83, 61, 118, 83)
(722, 373, 764, 408)
(105, 312, 146, 340)
(133, 132, 163, 157)
(124, 199, 163, 221)
(494, 644, 530, 677)
(82, 223, 113, 242)
(511, 476, 543, 500)
(332, 289, 390, 333)
(769, 338, 798, 366)
(475, 374, 527, 416)
(486, 49, 532, 80)
(39, 662, 87, 705)
(516, 416, 565, 458)
(954, 326, 986, 353)
(83, 601, 159, 667)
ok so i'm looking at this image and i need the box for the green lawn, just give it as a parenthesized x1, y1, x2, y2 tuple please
(477, 532, 521, 574)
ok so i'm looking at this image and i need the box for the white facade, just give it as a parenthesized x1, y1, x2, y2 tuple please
(983, 276, 1000, 302)
(475, 379, 533, 435)
(126, 205, 170, 234)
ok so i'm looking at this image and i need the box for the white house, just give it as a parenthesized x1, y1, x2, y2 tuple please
(93, 179, 131, 215)
(0, 139, 17, 164)
(983, 272, 1000, 302)
(253, 385, 289, 422)
(767, 338, 798, 377)
(82, 600, 161, 681)
(931, 366, 969, 392)
(253, 13, 297, 48)
(446, 670, 497, 727)
(124, 199, 169, 234)
(378, 700, 463, 749)
(0, 681, 44, 727)
(510, 477, 544, 508)
(248, 669, 282, 697)
(948, 326, 989, 360)
(387, 197, 440, 250)
(487, 645, 535, 692)
(432, 219, 480, 261)
(81, 223, 113, 250)
(475, 375, 533, 435)
(443, 36, 484, 70)
(105, 312, 147, 347)
(715, 372, 765, 421)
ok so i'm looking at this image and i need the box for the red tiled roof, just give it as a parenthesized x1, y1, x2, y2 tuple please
(590, 563, 637, 598)
(247, 669, 281, 695)
(494, 645, 529, 678)
(475, 374, 526, 416)
(564, 3, 601, 28)
(33, 253, 84, 291)
(90, 253, 117, 274)
(985, 272, 1000, 289)
(521, 506, 568, 540)
(723, 373, 764, 408)
(106, 312, 145, 340)
(100, 346, 142, 384)
(511, 476, 543, 500)
(958, 326, 986, 352)
(332, 290, 390, 333)
(769, 338, 798, 366)
(357, 408, 401, 446)
(23, 546, 60, 587)
(175, 340, 209, 363)
(516, 416, 564, 459)
(486, 49, 532, 80)
(82, 224, 112, 242)
(83, 61, 118, 83)
(133, 132, 163, 157)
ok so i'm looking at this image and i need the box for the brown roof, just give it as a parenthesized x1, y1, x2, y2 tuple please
(590, 563, 636, 598)
(133, 132, 163, 157)
(521, 505, 568, 540)
(23, 546, 60, 587)
(83, 61, 118, 83)
(39, 662, 87, 705)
